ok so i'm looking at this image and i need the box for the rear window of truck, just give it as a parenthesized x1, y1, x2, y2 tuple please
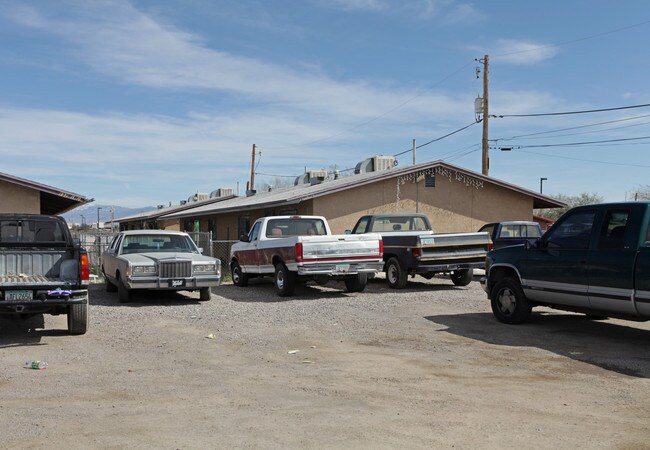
(0, 219, 67, 244)
(265, 219, 327, 237)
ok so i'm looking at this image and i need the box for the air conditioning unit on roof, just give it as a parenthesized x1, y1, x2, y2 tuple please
(210, 188, 233, 198)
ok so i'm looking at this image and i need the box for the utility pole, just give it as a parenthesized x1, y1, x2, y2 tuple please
(480, 54, 489, 176)
(250, 144, 256, 193)
(412, 139, 416, 165)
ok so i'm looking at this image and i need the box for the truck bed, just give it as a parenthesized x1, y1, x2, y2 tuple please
(0, 249, 79, 284)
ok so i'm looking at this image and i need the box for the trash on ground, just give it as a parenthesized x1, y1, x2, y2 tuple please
(24, 360, 47, 370)
(287, 350, 300, 354)
(205, 333, 216, 339)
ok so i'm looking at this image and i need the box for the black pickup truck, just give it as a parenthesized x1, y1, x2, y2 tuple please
(478, 221, 542, 250)
(350, 213, 492, 288)
(0, 214, 90, 334)
(482, 202, 650, 324)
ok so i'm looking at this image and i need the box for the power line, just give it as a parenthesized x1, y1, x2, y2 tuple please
(493, 19, 650, 59)
(493, 113, 650, 141)
(492, 135, 650, 150)
(518, 149, 650, 169)
(393, 120, 481, 156)
(491, 103, 650, 118)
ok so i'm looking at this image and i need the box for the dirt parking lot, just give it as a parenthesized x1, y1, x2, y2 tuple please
(1, 276, 649, 449)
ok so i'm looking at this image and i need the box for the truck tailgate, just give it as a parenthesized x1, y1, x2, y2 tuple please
(419, 232, 491, 264)
(300, 234, 382, 260)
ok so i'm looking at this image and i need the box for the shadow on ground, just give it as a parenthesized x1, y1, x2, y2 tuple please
(427, 312, 650, 378)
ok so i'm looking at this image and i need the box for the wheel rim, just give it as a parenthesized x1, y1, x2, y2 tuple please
(387, 264, 397, 284)
(276, 269, 284, 289)
(497, 288, 516, 315)
(232, 266, 240, 283)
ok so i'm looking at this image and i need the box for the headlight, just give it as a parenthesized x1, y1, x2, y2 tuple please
(193, 264, 216, 273)
(132, 265, 157, 275)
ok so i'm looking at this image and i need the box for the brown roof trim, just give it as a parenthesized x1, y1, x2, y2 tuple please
(118, 194, 237, 223)
(0, 171, 92, 215)
(160, 159, 567, 220)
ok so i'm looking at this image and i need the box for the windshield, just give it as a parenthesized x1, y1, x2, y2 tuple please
(120, 234, 198, 254)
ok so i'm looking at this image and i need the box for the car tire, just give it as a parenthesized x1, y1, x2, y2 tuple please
(199, 287, 211, 301)
(345, 273, 368, 292)
(385, 257, 408, 289)
(231, 261, 248, 287)
(275, 263, 296, 297)
(490, 277, 532, 324)
(67, 303, 88, 335)
(451, 269, 473, 286)
(117, 275, 133, 303)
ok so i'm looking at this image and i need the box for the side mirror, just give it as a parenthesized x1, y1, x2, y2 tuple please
(239, 234, 250, 243)
(344, 229, 351, 234)
(197, 247, 204, 254)
(525, 239, 540, 250)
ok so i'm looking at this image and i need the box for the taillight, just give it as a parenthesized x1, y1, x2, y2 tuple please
(81, 254, 90, 281)
(412, 247, 422, 258)
(378, 240, 384, 257)
(488, 242, 494, 252)
(295, 242, 303, 262)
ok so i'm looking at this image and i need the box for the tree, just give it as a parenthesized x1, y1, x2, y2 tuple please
(628, 185, 650, 201)
(535, 192, 604, 222)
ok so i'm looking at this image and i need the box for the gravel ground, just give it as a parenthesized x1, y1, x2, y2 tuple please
(1, 275, 649, 449)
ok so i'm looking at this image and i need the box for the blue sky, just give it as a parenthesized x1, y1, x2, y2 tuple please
(1, 0, 649, 208)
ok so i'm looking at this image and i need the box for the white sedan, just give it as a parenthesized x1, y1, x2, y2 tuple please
(101, 230, 221, 303)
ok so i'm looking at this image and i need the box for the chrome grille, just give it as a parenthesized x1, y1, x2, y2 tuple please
(159, 260, 191, 278)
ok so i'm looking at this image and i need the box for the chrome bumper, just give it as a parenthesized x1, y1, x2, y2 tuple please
(293, 260, 384, 276)
(127, 275, 221, 290)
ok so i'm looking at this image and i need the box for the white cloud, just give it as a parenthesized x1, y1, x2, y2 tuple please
(444, 3, 485, 24)
(488, 39, 559, 65)
(6, 1, 433, 121)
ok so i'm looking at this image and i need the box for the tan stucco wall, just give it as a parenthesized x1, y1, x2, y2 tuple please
(156, 170, 536, 237)
(197, 202, 314, 239)
(0, 180, 40, 213)
(314, 173, 533, 234)
(158, 219, 180, 231)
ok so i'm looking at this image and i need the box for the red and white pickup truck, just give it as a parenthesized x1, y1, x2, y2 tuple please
(230, 215, 383, 296)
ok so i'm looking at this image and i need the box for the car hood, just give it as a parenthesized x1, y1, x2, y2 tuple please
(120, 252, 217, 264)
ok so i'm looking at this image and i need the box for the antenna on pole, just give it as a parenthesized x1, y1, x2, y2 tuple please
(248, 144, 256, 195)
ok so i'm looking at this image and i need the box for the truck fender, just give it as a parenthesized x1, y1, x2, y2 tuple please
(487, 263, 523, 293)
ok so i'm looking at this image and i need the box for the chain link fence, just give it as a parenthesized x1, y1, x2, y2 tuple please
(212, 240, 238, 277)
(71, 231, 117, 281)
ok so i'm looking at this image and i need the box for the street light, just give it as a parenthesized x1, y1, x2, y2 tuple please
(97, 207, 102, 231)
(540, 177, 548, 194)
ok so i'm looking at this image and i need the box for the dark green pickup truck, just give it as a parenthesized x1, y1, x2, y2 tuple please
(482, 202, 650, 324)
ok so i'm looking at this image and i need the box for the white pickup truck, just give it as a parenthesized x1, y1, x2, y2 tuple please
(230, 215, 384, 296)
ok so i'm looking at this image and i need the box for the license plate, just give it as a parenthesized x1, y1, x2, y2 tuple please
(4, 290, 33, 301)
(168, 279, 186, 288)
(334, 264, 350, 273)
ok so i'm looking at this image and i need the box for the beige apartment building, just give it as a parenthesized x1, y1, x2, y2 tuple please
(132, 159, 564, 239)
